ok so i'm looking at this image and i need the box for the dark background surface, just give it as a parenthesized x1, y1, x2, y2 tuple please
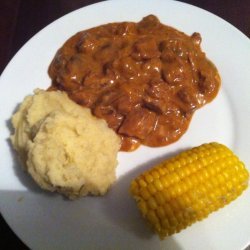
(0, 0, 249, 249)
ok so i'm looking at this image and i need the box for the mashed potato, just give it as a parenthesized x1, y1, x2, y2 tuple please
(11, 89, 120, 199)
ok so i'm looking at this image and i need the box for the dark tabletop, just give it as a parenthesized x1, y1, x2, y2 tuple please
(0, 0, 249, 249)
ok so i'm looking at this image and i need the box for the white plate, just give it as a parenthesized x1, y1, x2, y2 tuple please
(0, 0, 250, 249)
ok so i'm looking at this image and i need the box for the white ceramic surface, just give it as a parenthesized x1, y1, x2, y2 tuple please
(0, 0, 250, 249)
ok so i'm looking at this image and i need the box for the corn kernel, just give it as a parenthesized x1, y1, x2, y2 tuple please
(130, 181, 139, 195)
(141, 188, 151, 200)
(176, 168, 186, 179)
(197, 173, 205, 183)
(156, 206, 166, 219)
(169, 187, 177, 199)
(164, 203, 174, 217)
(168, 227, 176, 235)
(139, 179, 147, 188)
(138, 200, 148, 216)
(174, 161, 181, 169)
(151, 170, 160, 179)
(211, 177, 219, 187)
(182, 195, 192, 207)
(179, 158, 187, 166)
(159, 176, 169, 188)
(183, 165, 192, 176)
(162, 218, 170, 229)
(147, 210, 159, 225)
(184, 178, 193, 190)
(148, 183, 157, 195)
(158, 167, 166, 176)
(209, 191, 216, 202)
(167, 163, 175, 172)
(155, 192, 165, 205)
(217, 174, 225, 184)
(189, 175, 199, 186)
(175, 211, 184, 222)
(176, 196, 186, 208)
(154, 179, 164, 191)
(148, 197, 158, 210)
(145, 174, 154, 183)
(226, 181, 233, 191)
(162, 189, 171, 201)
(169, 217, 178, 227)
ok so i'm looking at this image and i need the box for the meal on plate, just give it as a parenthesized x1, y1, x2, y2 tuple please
(11, 89, 120, 199)
(10, 14, 247, 238)
(48, 14, 221, 151)
(130, 142, 249, 238)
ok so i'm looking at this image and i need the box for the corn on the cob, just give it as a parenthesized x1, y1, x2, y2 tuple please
(130, 142, 249, 238)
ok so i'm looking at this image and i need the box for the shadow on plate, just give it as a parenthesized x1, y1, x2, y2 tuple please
(6, 116, 56, 197)
(101, 147, 189, 243)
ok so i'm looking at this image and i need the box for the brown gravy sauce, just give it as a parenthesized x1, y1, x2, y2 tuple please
(48, 15, 220, 151)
